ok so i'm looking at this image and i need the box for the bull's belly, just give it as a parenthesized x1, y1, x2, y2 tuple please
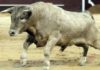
(57, 36, 91, 46)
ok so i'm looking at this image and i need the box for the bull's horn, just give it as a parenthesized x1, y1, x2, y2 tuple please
(1, 7, 14, 13)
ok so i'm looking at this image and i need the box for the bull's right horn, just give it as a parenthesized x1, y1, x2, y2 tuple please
(1, 7, 14, 13)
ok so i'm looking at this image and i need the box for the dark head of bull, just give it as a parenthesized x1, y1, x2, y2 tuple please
(3, 6, 32, 36)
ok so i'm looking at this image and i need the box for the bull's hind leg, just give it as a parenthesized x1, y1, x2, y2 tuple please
(20, 34, 36, 66)
(75, 43, 89, 66)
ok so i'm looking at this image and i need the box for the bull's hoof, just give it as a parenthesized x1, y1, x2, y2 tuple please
(20, 64, 27, 67)
(79, 57, 87, 66)
(43, 66, 50, 70)
(14, 63, 27, 68)
(20, 59, 27, 67)
(19, 62, 27, 67)
(79, 62, 86, 66)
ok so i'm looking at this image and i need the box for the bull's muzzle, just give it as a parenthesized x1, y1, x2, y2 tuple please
(9, 30, 17, 36)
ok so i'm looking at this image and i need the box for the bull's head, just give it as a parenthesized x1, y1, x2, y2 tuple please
(2, 6, 32, 36)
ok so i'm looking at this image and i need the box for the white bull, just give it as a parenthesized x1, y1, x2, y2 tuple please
(2, 2, 100, 70)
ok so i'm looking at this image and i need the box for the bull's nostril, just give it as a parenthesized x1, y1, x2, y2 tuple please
(10, 31, 15, 36)
(11, 32, 15, 35)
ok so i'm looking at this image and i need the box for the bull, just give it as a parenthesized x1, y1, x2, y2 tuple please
(1, 2, 100, 70)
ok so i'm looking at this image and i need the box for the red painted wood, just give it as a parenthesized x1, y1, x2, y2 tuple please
(0, 0, 100, 11)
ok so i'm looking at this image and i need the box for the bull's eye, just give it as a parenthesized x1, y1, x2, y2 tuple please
(20, 16, 27, 22)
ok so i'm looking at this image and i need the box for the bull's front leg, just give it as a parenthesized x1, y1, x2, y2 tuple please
(43, 31, 61, 70)
(20, 34, 35, 66)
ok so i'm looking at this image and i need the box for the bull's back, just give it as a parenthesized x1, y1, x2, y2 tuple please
(30, 2, 96, 43)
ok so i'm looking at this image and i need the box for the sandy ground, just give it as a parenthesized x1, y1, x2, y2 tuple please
(0, 14, 100, 70)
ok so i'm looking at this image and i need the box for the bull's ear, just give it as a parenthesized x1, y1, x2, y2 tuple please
(22, 10, 32, 19)
(1, 7, 14, 14)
